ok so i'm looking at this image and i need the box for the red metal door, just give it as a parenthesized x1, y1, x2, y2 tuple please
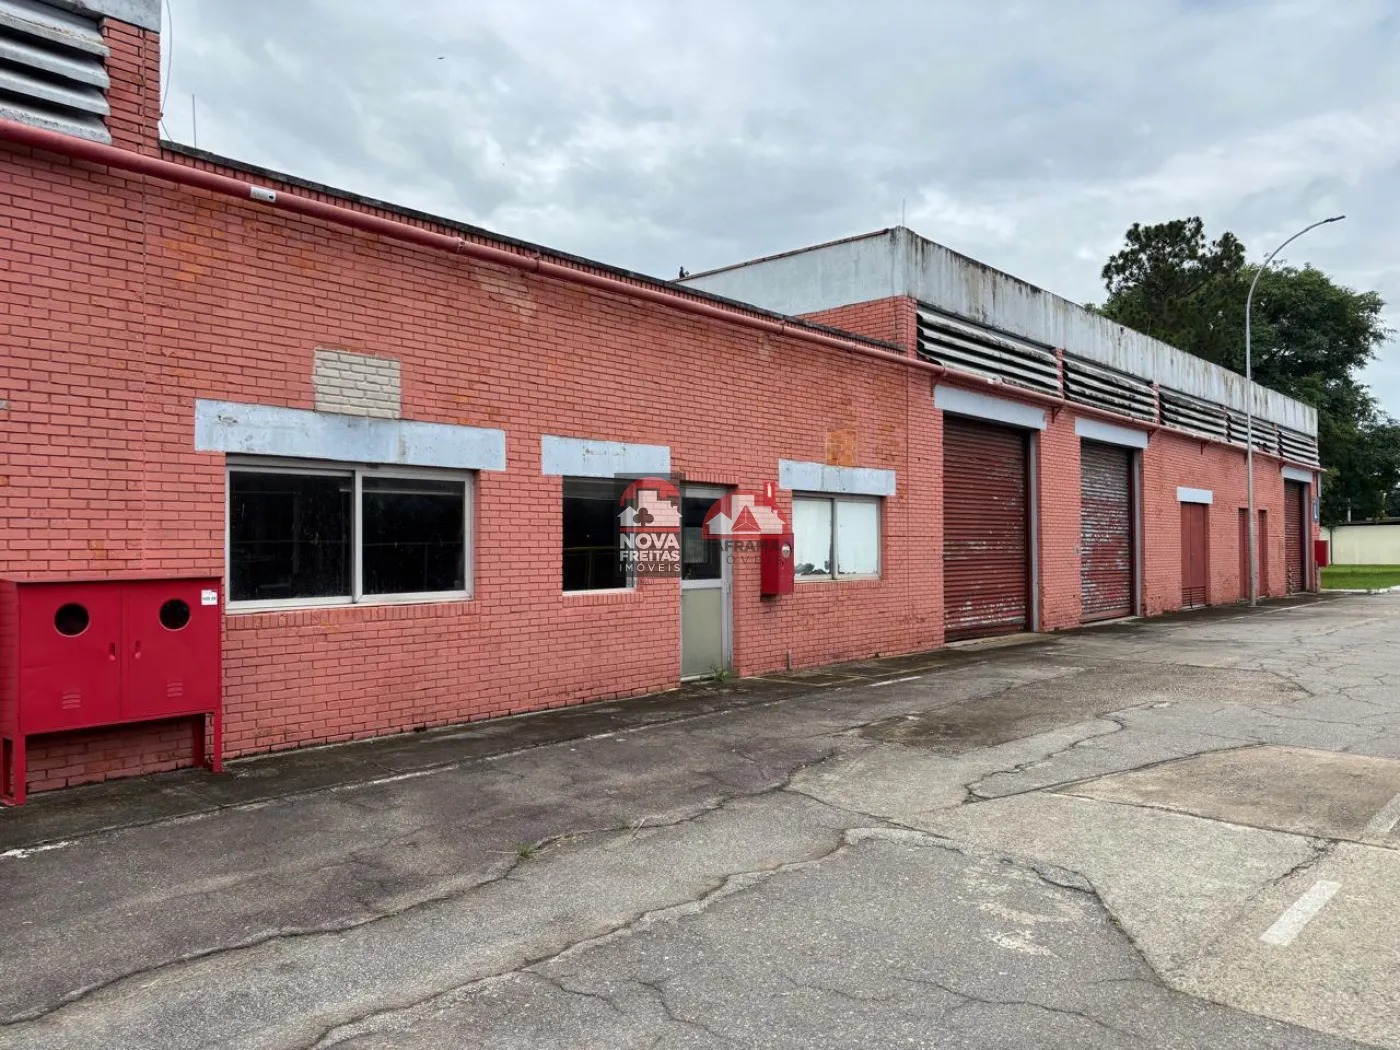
(1258, 510, 1270, 597)
(943, 416, 1029, 639)
(1180, 503, 1209, 608)
(121, 579, 222, 720)
(1238, 508, 1249, 601)
(18, 583, 122, 734)
(1284, 482, 1306, 593)
(1080, 442, 1134, 621)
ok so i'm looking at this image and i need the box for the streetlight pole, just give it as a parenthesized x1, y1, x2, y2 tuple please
(1245, 215, 1344, 605)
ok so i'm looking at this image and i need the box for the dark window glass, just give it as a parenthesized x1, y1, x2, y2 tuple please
(362, 477, 466, 595)
(681, 494, 723, 582)
(563, 478, 630, 591)
(230, 472, 351, 602)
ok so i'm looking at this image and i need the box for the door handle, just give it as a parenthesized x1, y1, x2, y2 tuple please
(133, 640, 142, 659)
(109, 642, 117, 661)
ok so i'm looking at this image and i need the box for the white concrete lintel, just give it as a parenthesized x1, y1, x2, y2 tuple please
(935, 385, 1046, 431)
(1177, 487, 1213, 505)
(778, 460, 896, 497)
(195, 399, 506, 470)
(541, 435, 670, 478)
(1074, 417, 1149, 450)
(1282, 465, 1316, 484)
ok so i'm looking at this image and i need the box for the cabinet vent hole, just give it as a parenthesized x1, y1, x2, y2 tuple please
(160, 599, 191, 630)
(55, 603, 89, 636)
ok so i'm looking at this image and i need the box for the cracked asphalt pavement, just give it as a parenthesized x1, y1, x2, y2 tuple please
(4, 593, 1400, 1048)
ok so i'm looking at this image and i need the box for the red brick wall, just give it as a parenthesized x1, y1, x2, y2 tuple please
(802, 298, 918, 350)
(1, 143, 946, 792)
(1037, 410, 1085, 631)
(0, 95, 1316, 793)
(104, 22, 161, 155)
(799, 297, 1305, 628)
(1142, 429, 1292, 612)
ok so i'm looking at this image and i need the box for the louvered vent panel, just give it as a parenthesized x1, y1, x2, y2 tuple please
(1160, 388, 1229, 441)
(916, 306, 1061, 396)
(1225, 409, 1278, 454)
(1279, 427, 1320, 466)
(0, 0, 110, 143)
(1063, 355, 1156, 421)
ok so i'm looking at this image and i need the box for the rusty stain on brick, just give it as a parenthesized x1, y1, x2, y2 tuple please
(825, 429, 857, 467)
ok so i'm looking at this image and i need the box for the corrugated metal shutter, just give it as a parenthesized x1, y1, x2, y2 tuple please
(943, 416, 1028, 639)
(1285, 482, 1306, 593)
(0, 0, 110, 143)
(1080, 441, 1133, 621)
(1180, 503, 1209, 609)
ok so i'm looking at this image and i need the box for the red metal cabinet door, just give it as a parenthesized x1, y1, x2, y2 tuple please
(1080, 442, 1134, 621)
(18, 583, 122, 734)
(121, 580, 221, 720)
(943, 417, 1029, 640)
(1284, 482, 1305, 594)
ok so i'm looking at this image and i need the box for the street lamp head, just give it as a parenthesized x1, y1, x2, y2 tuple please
(1324, 214, 1346, 224)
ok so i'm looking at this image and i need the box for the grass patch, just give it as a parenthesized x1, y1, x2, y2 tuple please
(1321, 564, 1400, 591)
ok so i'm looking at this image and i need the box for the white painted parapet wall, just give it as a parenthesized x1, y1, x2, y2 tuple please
(683, 227, 1316, 436)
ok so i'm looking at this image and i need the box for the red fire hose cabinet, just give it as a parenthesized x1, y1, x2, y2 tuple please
(0, 577, 223, 804)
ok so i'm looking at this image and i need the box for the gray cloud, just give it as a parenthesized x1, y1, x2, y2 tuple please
(164, 0, 1400, 410)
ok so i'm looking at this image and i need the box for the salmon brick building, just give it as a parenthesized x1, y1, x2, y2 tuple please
(0, 0, 1320, 798)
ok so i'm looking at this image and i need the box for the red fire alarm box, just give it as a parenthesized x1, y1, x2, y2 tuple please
(761, 533, 795, 597)
(0, 576, 223, 804)
(1314, 539, 1329, 569)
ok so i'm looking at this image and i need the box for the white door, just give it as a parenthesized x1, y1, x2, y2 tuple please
(680, 485, 731, 679)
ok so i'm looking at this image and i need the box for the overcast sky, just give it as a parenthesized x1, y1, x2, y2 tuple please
(162, 0, 1400, 413)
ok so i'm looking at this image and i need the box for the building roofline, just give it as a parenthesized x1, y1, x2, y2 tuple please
(683, 228, 899, 281)
(158, 141, 904, 356)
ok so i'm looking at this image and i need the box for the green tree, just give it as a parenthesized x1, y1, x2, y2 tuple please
(1094, 217, 1395, 525)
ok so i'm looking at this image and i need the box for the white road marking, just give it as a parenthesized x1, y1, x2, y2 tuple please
(868, 675, 923, 688)
(0, 840, 74, 861)
(1363, 792, 1400, 838)
(1260, 880, 1342, 946)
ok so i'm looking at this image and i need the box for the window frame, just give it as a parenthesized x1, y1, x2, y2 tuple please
(792, 494, 882, 582)
(226, 456, 474, 612)
(561, 475, 638, 595)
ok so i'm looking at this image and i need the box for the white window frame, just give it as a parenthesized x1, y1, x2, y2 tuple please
(226, 456, 474, 612)
(792, 494, 882, 582)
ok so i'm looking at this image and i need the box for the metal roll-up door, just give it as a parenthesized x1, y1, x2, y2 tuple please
(1180, 503, 1209, 608)
(943, 417, 1029, 639)
(1080, 441, 1134, 621)
(1284, 481, 1306, 593)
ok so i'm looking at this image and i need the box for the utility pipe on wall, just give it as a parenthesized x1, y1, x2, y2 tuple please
(4, 118, 1316, 468)
(0, 118, 934, 380)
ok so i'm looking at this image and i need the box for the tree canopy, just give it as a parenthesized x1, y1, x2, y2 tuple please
(1093, 217, 1395, 524)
